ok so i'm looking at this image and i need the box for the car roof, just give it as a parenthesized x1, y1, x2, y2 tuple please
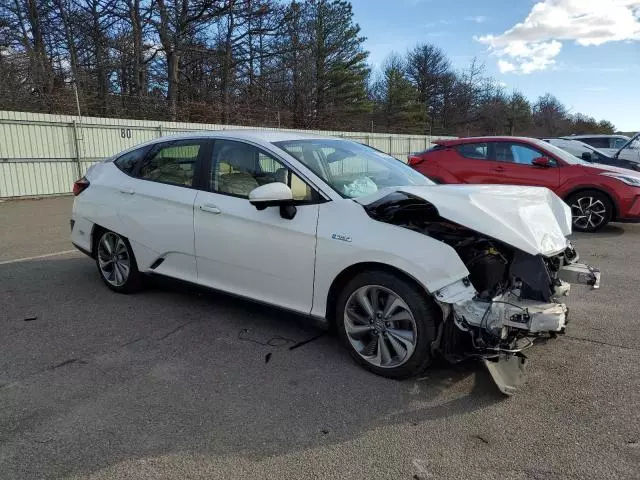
(569, 134, 629, 139)
(433, 136, 536, 146)
(146, 129, 334, 144)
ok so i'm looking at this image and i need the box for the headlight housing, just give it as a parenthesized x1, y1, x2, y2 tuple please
(600, 172, 640, 187)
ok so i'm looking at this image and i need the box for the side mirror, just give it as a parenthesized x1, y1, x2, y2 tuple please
(532, 156, 552, 168)
(249, 182, 297, 219)
(581, 152, 593, 162)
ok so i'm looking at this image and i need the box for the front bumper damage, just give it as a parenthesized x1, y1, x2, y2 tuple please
(436, 261, 601, 395)
(360, 189, 600, 395)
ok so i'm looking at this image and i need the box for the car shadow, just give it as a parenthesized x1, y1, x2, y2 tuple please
(0, 256, 504, 479)
(571, 224, 626, 239)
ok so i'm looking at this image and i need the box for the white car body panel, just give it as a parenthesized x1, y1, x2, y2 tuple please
(193, 190, 319, 314)
(357, 184, 572, 256)
(310, 199, 470, 318)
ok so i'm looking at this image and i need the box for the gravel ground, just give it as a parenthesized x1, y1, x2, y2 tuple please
(1, 196, 639, 480)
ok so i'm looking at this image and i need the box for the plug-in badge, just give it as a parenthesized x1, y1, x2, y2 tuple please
(331, 233, 352, 243)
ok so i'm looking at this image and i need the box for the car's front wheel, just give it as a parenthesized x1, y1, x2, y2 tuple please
(335, 270, 438, 379)
(95, 230, 141, 293)
(566, 190, 613, 232)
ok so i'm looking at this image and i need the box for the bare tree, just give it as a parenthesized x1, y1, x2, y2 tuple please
(151, 0, 228, 118)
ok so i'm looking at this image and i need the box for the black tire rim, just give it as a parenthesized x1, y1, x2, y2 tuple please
(571, 196, 607, 230)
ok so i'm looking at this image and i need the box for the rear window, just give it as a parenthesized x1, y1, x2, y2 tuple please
(413, 145, 444, 155)
(114, 146, 151, 175)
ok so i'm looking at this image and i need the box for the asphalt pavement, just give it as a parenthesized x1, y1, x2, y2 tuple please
(1, 196, 639, 479)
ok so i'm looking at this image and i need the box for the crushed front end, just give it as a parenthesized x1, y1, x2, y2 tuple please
(435, 241, 599, 394)
(364, 190, 601, 395)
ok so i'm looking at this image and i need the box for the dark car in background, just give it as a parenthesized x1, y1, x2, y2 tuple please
(408, 136, 640, 232)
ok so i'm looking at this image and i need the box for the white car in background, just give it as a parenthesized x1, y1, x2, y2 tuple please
(568, 134, 630, 156)
(70, 130, 600, 394)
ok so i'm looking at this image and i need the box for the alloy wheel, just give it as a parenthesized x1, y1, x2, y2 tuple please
(97, 232, 131, 287)
(344, 285, 417, 368)
(571, 196, 607, 230)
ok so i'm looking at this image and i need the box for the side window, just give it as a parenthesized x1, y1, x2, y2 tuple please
(583, 137, 609, 149)
(493, 143, 556, 166)
(137, 140, 203, 186)
(210, 140, 315, 202)
(511, 144, 545, 165)
(614, 138, 628, 149)
(114, 146, 150, 175)
(456, 143, 488, 160)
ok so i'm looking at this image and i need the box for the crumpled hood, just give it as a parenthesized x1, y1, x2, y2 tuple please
(357, 184, 572, 256)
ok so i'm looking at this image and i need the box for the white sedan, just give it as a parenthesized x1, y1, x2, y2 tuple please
(71, 130, 600, 394)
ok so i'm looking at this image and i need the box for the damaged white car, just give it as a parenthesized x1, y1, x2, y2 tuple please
(71, 131, 600, 394)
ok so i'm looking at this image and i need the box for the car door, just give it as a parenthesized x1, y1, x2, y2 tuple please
(443, 142, 506, 183)
(193, 138, 321, 314)
(116, 138, 211, 282)
(484, 141, 560, 189)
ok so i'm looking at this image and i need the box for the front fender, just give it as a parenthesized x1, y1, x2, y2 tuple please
(311, 200, 469, 318)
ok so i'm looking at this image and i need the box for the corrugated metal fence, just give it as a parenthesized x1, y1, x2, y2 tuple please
(0, 110, 454, 198)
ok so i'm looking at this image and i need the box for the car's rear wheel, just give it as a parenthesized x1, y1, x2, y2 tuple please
(95, 230, 141, 293)
(335, 270, 437, 379)
(567, 190, 613, 232)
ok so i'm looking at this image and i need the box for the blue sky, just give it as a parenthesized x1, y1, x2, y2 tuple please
(349, 0, 640, 131)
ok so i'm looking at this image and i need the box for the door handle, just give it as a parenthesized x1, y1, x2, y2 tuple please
(492, 167, 506, 172)
(199, 203, 221, 214)
(119, 188, 135, 195)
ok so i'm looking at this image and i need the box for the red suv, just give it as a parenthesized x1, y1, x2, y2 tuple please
(409, 136, 640, 232)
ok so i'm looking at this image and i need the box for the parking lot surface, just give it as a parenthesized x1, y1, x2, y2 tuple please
(1, 196, 639, 480)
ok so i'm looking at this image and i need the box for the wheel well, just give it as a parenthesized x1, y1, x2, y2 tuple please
(325, 262, 431, 329)
(564, 188, 618, 221)
(90, 224, 106, 258)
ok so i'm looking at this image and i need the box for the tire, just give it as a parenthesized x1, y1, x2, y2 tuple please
(95, 230, 142, 293)
(335, 270, 438, 379)
(566, 190, 613, 232)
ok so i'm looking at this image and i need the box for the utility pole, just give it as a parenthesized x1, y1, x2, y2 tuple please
(73, 80, 82, 118)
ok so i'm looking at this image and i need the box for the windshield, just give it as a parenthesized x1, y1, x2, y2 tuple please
(272, 139, 434, 198)
(530, 138, 589, 165)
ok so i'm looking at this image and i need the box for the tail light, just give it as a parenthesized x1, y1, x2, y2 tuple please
(73, 177, 90, 196)
(408, 155, 424, 167)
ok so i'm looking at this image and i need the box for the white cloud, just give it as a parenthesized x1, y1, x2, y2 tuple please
(498, 60, 516, 73)
(466, 15, 488, 24)
(476, 0, 640, 74)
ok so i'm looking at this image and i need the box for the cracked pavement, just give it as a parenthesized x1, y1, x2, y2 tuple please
(1, 196, 639, 479)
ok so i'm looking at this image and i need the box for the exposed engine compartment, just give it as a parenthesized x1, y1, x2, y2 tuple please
(364, 191, 600, 394)
(364, 191, 581, 300)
